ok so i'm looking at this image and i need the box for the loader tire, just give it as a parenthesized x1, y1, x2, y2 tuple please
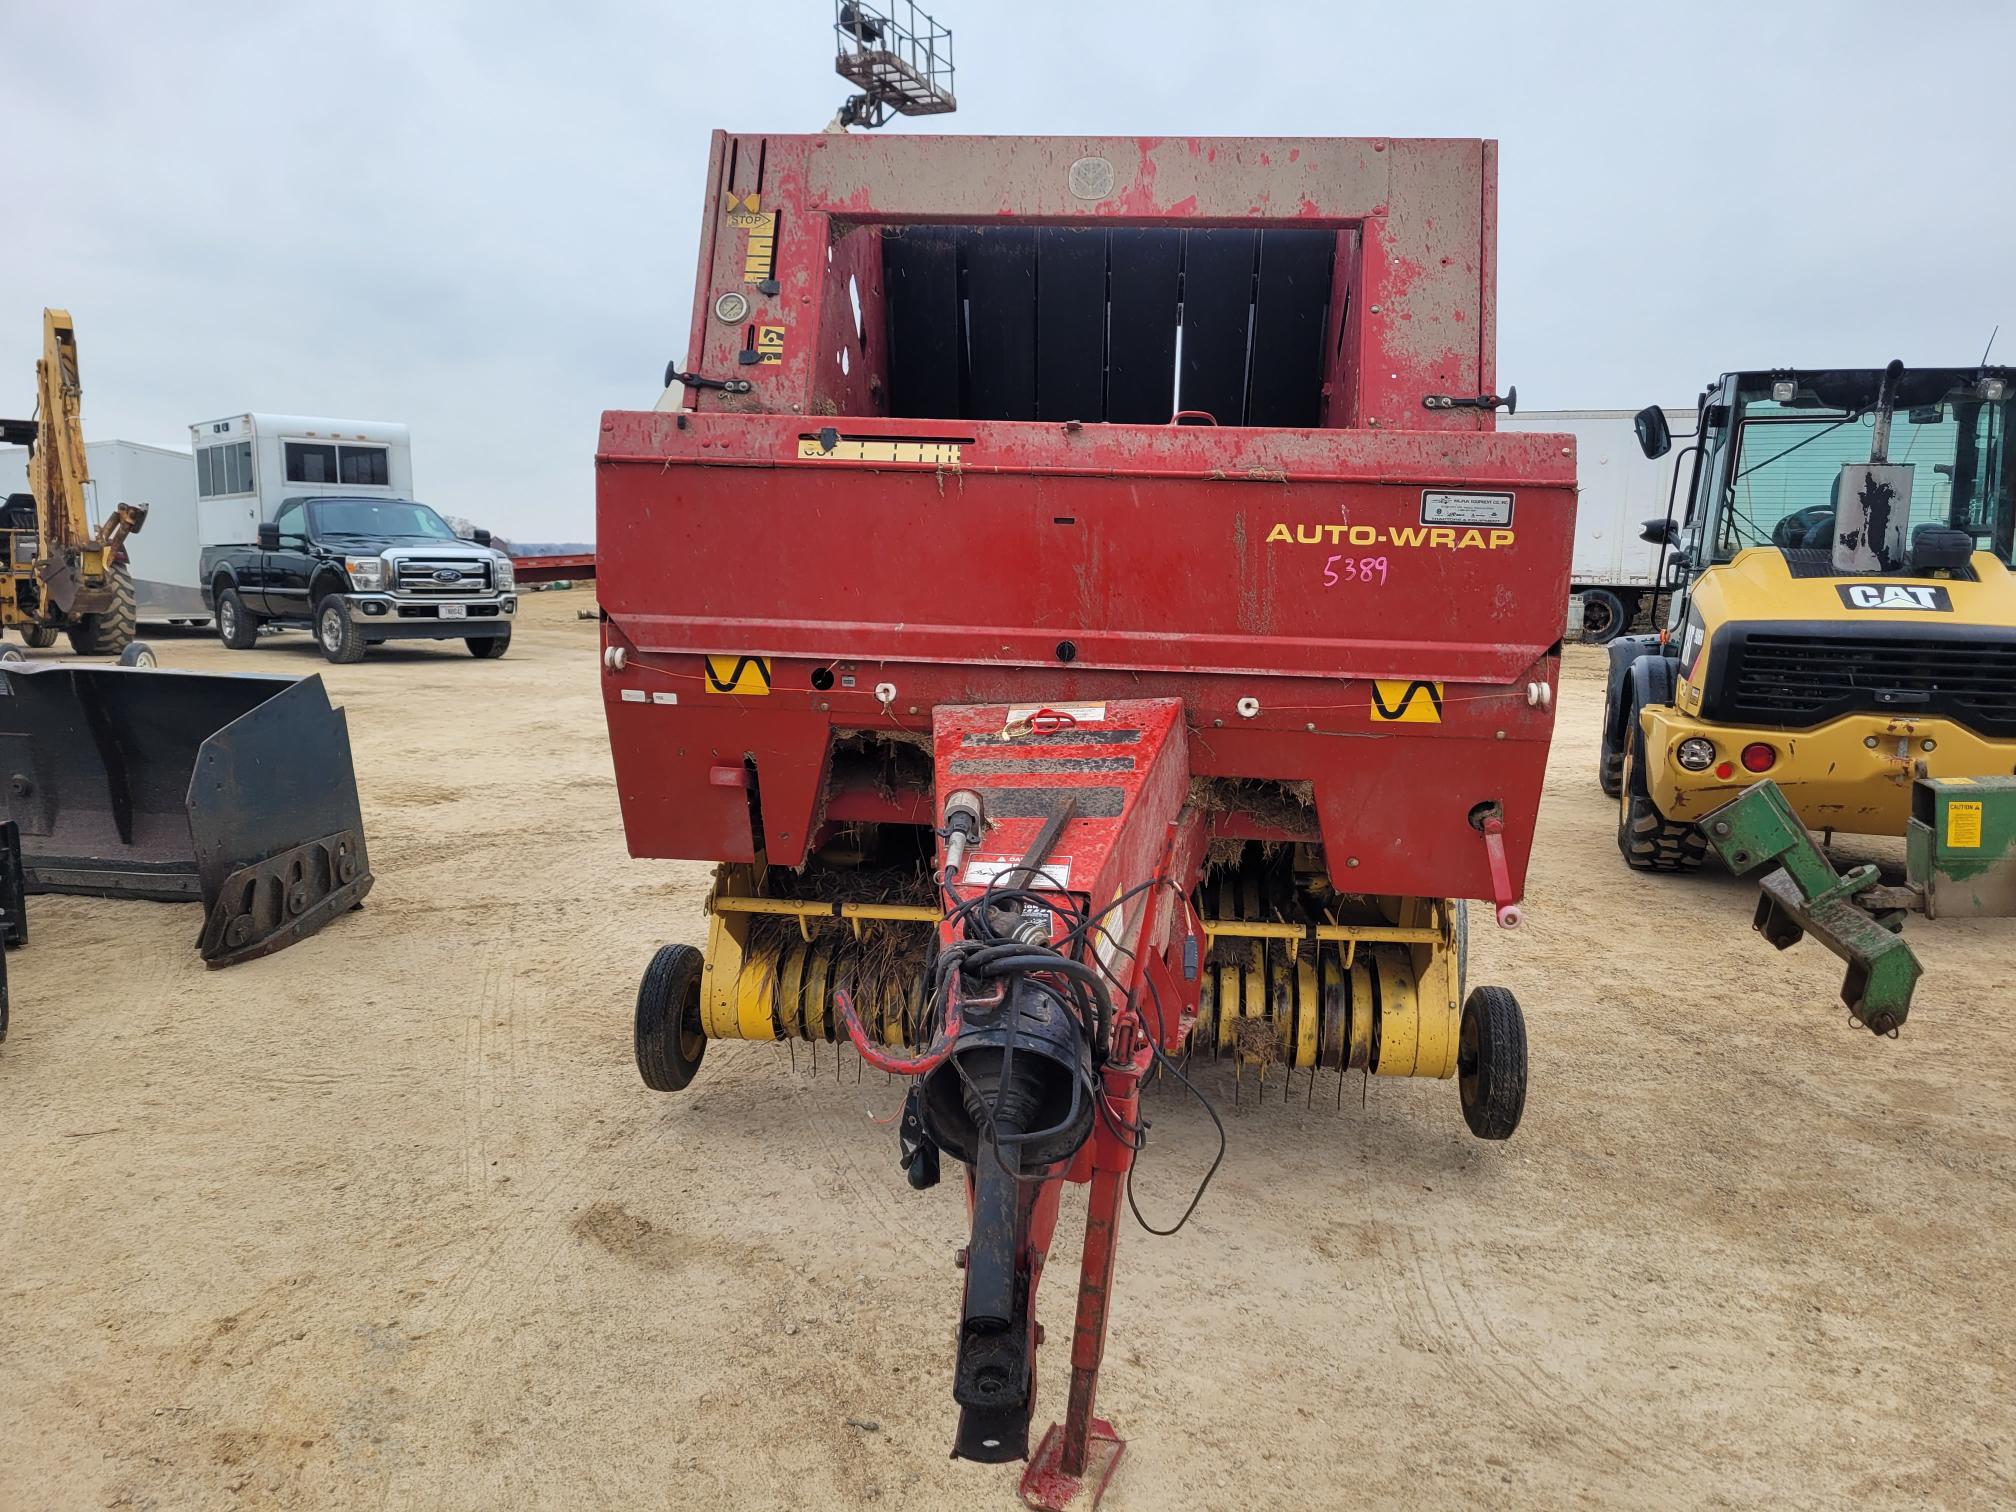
(1617, 724, 1706, 873)
(316, 597, 368, 664)
(216, 588, 260, 649)
(65, 564, 137, 655)
(1457, 986, 1526, 1140)
(466, 631, 511, 659)
(635, 942, 707, 1092)
(21, 626, 58, 649)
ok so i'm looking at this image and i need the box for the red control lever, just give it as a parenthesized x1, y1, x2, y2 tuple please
(1478, 814, 1522, 928)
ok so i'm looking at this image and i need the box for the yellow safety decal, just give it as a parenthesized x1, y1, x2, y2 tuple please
(755, 325, 785, 365)
(704, 655, 772, 695)
(726, 192, 778, 285)
(1369, 680, 1443, 723)
(796, 436, 963, 466)
(1948, 800, 1984, 849)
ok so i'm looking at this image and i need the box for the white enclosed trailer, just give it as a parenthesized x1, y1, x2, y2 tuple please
(188, 414, 414, 547)
(1500, 407, 1689, 641)
(0, 438, 205, 624)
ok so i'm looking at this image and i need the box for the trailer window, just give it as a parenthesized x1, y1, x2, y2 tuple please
(338, 445, 389, 486)
(285, 443, 339, 484)
(196, 440, 253, 497)
(286, 441, 391, 487)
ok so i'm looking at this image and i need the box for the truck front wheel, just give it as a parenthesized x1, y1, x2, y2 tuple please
(216, 588, 260, 650)
(316, 597, 368, 664)
(466, 631, 510, 659)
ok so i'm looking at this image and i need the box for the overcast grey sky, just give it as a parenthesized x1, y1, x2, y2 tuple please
(7, 1, 2012, 540)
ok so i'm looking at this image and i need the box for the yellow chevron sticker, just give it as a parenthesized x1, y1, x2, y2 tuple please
(1369, 680, 1443, 723)
(704, 655, 772, 695)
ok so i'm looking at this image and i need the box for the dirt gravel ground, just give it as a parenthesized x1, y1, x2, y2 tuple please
(2, 597, 2011, 1511)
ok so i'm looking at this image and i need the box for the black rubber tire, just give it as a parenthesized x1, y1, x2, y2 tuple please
(636, 942, 707, 1092)
(466, 631, 511, 659)
(1598, 637, 1661, 798)
(1617, 721, 1707, 873)
(0, 646, 22, 664)
(216, 588, 260, 649)
(316, 597, 368, 664)
(65, 562, 138, 655)
(1579, 587, 1629, 644)
(1458, 986, 1527, 1140)
(117, 640, 157, 668)
(1597, 740, 1626, 799)
(21, 626, 57, 649)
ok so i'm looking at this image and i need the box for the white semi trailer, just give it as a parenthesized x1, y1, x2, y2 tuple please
(1500, 407, 1690, 642)
(0, 438, 205, 624)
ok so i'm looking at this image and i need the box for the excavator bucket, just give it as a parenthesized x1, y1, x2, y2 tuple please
(0, 663, 371, 966)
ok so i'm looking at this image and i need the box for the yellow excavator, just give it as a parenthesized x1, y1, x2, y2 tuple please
(0, 309, 145, 653)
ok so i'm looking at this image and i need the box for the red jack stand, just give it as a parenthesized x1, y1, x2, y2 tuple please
(1018, 1057, 1144, 1510)
(1021, 1417, 1125, 1511)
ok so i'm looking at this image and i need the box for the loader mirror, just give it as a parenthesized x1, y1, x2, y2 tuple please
(1640, 517, 1678, 545)
(257, 522, 281, 551)
(1633, 405, 1672, 460)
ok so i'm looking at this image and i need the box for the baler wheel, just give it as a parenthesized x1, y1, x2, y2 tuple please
(636, 942, 707, 1092)
(1457, 986, 1526, 1140)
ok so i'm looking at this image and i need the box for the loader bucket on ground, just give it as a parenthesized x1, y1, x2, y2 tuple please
(0, 664, 372, 965)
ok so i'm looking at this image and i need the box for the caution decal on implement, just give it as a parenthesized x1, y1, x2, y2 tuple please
(1369, 680, 1443, 723)
(704, 655, 772, 695)
(1947, 800, 1983, 849)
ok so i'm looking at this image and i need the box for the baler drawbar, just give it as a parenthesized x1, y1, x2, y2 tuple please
(599, 131, 1576, 1508)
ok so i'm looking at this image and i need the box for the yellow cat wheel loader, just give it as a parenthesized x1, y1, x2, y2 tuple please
(1600, 362, 2016, 869)
(1598, 364, 2016, 1032)
(0, 309, 145, 654)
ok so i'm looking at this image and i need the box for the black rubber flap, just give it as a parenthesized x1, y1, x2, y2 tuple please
(963, 227, 1040, 421)
(883, 226, 962, 420)
(1178, 229, 1260, 427)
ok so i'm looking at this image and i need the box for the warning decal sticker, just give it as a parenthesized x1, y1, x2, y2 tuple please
(704, 655, 772, 695)
(1947, 800, 1983, 849)
(1369, 680, 1444, 723)
(727, 192, 777, 284)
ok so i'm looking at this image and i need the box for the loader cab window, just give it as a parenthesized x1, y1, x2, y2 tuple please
(1711, 379, 2015, 566)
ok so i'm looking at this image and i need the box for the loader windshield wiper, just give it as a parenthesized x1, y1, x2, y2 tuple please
(1734, 416, 1856, 480)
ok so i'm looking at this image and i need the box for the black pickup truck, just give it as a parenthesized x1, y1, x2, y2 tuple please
(200, 496, 517, 662)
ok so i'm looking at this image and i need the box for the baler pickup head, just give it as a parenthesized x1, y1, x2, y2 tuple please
(0, 662, 371, 966)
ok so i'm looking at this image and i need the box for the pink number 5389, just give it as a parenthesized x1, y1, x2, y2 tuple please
(1323, 554, 1390, 587)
